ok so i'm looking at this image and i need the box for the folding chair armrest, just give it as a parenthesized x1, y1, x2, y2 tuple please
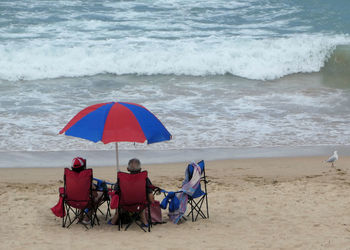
(108, 189, 117, 196)
(159, 189, 183, 196)
(152, 186, 163, 196)
(59, 187, 65, 198)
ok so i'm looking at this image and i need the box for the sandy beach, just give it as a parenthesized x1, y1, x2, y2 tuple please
(2, 1, 350, 250)
(1, 156, 350, 250)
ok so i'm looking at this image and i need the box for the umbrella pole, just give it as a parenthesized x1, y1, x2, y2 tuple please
(115, 142, 120, 172)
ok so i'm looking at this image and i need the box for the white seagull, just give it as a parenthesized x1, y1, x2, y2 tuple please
(326, 151, 338, 167)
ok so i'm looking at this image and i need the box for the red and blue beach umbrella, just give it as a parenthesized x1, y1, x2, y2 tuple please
(59, 102, 172, 171)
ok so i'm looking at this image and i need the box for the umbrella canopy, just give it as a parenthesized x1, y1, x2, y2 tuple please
(59, 102, 172, 170)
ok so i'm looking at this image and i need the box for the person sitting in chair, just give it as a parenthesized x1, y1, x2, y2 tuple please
(71, 157, 104, 224)
(109, 158, 155, 226)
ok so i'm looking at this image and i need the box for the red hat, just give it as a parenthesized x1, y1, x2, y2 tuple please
(71, 157, 85, 169)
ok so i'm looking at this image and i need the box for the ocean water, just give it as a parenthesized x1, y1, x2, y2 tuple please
(1, 0, 350, 156)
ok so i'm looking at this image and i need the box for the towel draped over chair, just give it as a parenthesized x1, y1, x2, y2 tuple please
(161, 162, 202, 224)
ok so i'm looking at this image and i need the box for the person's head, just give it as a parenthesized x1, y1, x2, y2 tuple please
(71, 157, 86, 172)
(127, 158, 141, 173)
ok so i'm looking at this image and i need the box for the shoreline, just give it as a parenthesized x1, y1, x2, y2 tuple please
(1, 155, 348, 184)
(0, 144, 349, 168)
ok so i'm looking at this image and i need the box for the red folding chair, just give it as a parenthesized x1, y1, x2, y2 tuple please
(62, 168, 98, 229)
(117, 171, 151, 232)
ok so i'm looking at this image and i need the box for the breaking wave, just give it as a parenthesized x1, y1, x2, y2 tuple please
(0, 34, 349, 82)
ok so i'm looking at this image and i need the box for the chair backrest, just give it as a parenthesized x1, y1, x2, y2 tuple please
(186, 160, 206, 198)
(117, 171, 148, 211)
(64, 168, 92, 209)
(187, 160, 205, 179)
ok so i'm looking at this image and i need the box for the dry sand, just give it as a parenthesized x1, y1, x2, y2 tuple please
(1, 156, 350, 250)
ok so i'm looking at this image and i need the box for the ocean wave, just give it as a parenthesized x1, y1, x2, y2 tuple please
(0, 34, 349, 81)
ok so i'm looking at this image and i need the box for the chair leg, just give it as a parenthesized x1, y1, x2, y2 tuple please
(194, 197, 206, 220)
(63, 208, 70, 227)
(62, 209, 67, 227)
(62, 201, 66, 227)
(106, 200, 111, 220)
(91, 207, 100, 227)
(147, 205, 151, 232)
(118, 208, 121, 231)
(187, 195, 208, 222)
(190, 200, 194, 222)
(186, 200, 193, 220)
(125, 221, 133, 231)
(194, 198, 206, 221)
(97, 207, 105, 216)
(65, 207, 83, 228)
(65, 205, 76, 228)
(205, 193, 209, 219)
(63, 204, 70, 227)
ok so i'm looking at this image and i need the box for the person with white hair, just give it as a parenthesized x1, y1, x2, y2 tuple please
(109, 158, 155, 226)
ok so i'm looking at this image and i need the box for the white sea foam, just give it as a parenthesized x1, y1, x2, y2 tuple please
(1, 74, 350, 152)
(0, 34, 349, 81)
